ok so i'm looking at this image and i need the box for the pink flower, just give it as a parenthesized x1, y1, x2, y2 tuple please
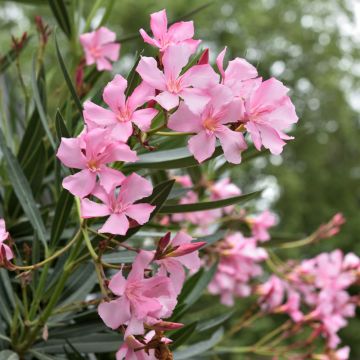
(246, 210, 277, 242)
(216, 46, 258, 99)
(98, 251, 177, 338)
(209, 178, 241, 214)
(57, 128, 137, 198)
(257, 275, 285, 311)
(0, 219, 13, 262)
(81, 173, 155, 235)
(168, 85, 247, 164)
(136, 44, 219, 112)
(84, 75, 158, 142)
(79, 27, 120, 71)
(241, 77, 298, 155)
(156, 232, 204, 294)
(116, 334, 155, 360)
(208, 232, 268, 306)
(139, 9, 200, 53)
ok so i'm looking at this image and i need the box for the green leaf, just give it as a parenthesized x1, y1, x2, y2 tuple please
(50, 189, 74, 248)
(102, 250, 135, 264)
(0, 129, 48, 248)
(125, 50, 143, 98)
(197, 231, 226, 248)
(159, 190, 262, 213)
(173, 327, 224, 360)
(28, 350, 58, 360)
(48, 0, 72, 38)
(0, 36, 31, 74)
(0, 351, 19, 360)
(55, 33, 83, 117)
(64, 340, 87, 360)
(124, 146, 223, 171)
(31, 59, 56, 150)
(197, 311, 234, 332)
(117, 179, 175, 241)
(170, 322, 198, 350)
(55, 109, 71, 141)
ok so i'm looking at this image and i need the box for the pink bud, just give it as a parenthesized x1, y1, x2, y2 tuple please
(166, 241, 206, 258)
(150, 321, 184, 331)
(198, 48, 209, 65)
(157, 232, 171, 254)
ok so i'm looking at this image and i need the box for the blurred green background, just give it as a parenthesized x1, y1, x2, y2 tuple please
(1, 0, 359, 357)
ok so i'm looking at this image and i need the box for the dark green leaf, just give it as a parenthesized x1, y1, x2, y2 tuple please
(173, 327, 223, 360)
(55, 33, 83, 117)
(159, 191, 262, 213)
(48, 0, 72, 38)
(197, 231, 226, 248)
(197, 311, 234, 332)
(0, 36, 31, 74)
(55, 109, 71, 141)
(124, 146, 223, 171)
(125, 50, 143, 98)
(170, 322, 198, 350)
(0, 351, 19, 360)
(31, 58, 56, 150)
(0, 129, 48, 248)
(50, 189, 74, 248)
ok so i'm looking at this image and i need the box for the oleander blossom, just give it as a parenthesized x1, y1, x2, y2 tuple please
(98, 251, 177, 338)
(0, 219, 13, 262)
(155, 232, 205, 294)
(136, 43, 219, 112)
(246, 210, 277, 242)
(84, 74, 158, 142)
(139, 9, 201, 53)
(57, 128, 137, 198)
(168, 84, 247, 164)
(79, 27, 120, 71)
(259, 250, 360, 350)
(81, 173, 155, 235)
(208, 232, 268, 306)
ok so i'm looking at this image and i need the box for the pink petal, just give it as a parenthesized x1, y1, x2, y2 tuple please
(125, 203, 155, 225)
(139, 28, 160, 48)
(167, 21, 194, 42)
(99, 213, 129, 235)
(79, 32, 94, 48)
(128, 250, 154, 281)
(98, 297, 131, 330)
(100, 142, 138, 163)
(111, 122, 134, 142)
(219, 99, 244, 124)
(168, 102, 203, 132)
(160, 260, 185, 295)
(155, 91, 179, 110)
(103, 75, 127, 111)
(102, 43, 120, 62)
(118, 173, 153, 205)
(181, 64, 220, 89)
(127, 82, 155, 111)
(83, 100, 117, 127)
(162, 44, 193, 80)
(131, 108, 158, 131)
(125, 316, 144, 338)
(226, 58, 258, 83)
(216, 47, 227, 80)
(245, 121, 262, 151)
(150, 9, 168, 39)
(83, 128, 109, 158)
(108, 270, 127, 296)
(215, 126, 247, 164)
(180, 88, 210, 114)
(96, 57, 112, 71)
(1, 243, 13, 261)
(96, 26, 117, 44)
(99, 167, 125, 193)
(136, 57, 166, 90)
(172, 231, 193, 247)
(258, 123, 286, 155)
(183, 39, 202, 54)
(62, 170, 96, 198)
(80, 198, 110, 218)
(188, 131, 216, 163)
(56, 137, 87, 169)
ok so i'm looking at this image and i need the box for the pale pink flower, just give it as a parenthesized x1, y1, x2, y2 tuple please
(156, 232, 204, 294)
(241, 78, 298, 155)
(216, 46, 258, 99)
(80, 27, 120, 71)
(168, 84, 247, 164)
(98, 251, 177, 337)
(0, 219, 13, 262)
(139, 9, 200, 53)
(246, 210, 277, 242)
(208, 232, 268, 306)
(57, 128, 137, 198)
(257, 275, 285, 311)
(84, 75, 158, 142)
(209, 178, 241, 214)
(136, 44, 219, 112)
(81, 173, 155, 235)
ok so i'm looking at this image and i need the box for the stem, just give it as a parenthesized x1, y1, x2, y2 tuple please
(15, 55, 29, 120)
(254, 321, 291, 347)
(275, 234, 316, 249)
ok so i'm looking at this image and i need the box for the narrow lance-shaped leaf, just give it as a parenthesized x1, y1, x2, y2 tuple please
(48, 0, 72, 38)
(0, 129, 48, 248)
(159, 190, 262, 213)
(31, 58, 57, 150)
(0, 36, 31, 74)
(55, 32, 83, 117)
(55, 109, 71, 141)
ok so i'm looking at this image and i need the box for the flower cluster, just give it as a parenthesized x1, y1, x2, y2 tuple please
(258, 250, 360, 356)
(99, 232, 204, 359)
